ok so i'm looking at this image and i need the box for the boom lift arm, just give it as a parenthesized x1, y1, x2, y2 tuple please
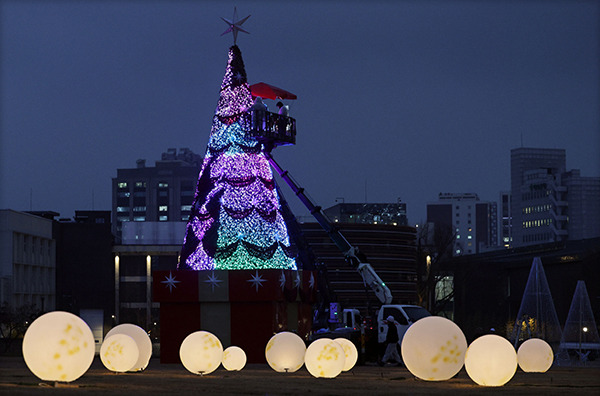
(264, 150, 393, 304)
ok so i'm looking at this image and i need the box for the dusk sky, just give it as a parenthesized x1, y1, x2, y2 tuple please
(1, 0, 598, 225)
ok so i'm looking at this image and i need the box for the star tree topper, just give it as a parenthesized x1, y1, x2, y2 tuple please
(221, 7, 250, 45)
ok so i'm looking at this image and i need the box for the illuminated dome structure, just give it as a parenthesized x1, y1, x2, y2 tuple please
(179, 45, 297, 271)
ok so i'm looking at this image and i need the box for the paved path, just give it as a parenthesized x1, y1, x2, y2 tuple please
(1, 357, 599, 395)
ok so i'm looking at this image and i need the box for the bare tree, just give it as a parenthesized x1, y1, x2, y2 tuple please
(0, 303, 42, 353)
(416, 222, 457, 315)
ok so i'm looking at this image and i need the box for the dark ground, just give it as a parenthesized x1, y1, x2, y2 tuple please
(1, 356, 599, 395)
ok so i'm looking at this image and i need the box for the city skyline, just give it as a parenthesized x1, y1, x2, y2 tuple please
(1, 1, 598, 225)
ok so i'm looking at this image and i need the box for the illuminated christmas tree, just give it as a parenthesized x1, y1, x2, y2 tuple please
(179, 45, 297, 271)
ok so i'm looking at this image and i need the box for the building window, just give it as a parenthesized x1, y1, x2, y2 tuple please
(117, 206, 129, 212)
(159, 215, 168, 221)
(181, 205, 192, 212)
(135, 182, 147, 188)
(159, 205, 168, 212)
(158, 182, 169, 188)
(118, 182, 128, 188)
(133, 216, 146, 221)
(133, 206, 146, 212)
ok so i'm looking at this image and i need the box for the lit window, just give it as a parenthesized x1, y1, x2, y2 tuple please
(133, 216, 146, 221)
(456, 235, 461, 239)
(181, 205, 192, 212)
(159, 205, 168, 212)
(133, 206, 146, 212)
(467, 235, 472, 240)
(117, 206, 128, 212)
(118, 182, 128, 189)
(158, 182, 169, 188)
(135, 182, 146, 188)
(159, 215, 168, 221)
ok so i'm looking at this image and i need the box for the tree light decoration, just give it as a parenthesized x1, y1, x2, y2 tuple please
(400, 316, 467, 381)
(179, 45, 296, 271)
(517, 338, 553, 372)
(105, 324, 152, 372)
(222, 346, 247, 371)
(22, 311, 95, 383)
(334, 338, 358, 371)
(464, 334, 518, 386)
(265, 331, 306, 373)
(100, 334, 139, 373)
(180, 331, 223, 375)
(304, 338, 346, 378)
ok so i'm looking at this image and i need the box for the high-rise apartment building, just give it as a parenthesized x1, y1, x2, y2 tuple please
(510, 148, 600, 247)
(112, 148, 202, 241)
(426, 193, 498, 255)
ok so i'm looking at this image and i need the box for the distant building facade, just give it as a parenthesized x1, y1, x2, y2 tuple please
(0, 210, 56, 311)
(510, 148, 600, 247)
(299, 221, 418, 315)
(323, 201, 408, 226)
(426, 193, 498, 255)
(111, 148, 202, 241)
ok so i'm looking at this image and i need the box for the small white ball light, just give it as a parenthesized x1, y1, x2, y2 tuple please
(401, 316, 467, 381)
(517, 338, 553, 373)
(265, 332, 306, 373)
(180, 331, 223, 375)
(105, 323, 152, 371)
(22, 311, 95, 383)
(222, 346, 247, 371)
(304, 338, 346, 378)
(465, 334, 517, 386)
(334, 338, 358, 371)
(100, 334, 139, 373)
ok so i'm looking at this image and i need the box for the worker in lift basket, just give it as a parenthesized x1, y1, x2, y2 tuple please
(380, 315, 402, 366)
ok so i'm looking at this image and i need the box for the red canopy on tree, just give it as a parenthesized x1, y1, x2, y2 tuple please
(250, 82, 297, 100)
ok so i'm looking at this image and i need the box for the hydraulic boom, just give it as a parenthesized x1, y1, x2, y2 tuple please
(264, 150, 393, 305)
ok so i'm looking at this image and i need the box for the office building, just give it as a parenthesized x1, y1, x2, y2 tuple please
(426, 193, 498, 256)
(112, 148, 202, 241)
(511, 148, 600, 247)
(0, 210, 56, 311)
(323, 201, 408, 226)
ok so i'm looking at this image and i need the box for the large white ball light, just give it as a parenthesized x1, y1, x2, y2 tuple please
(304, 338, 346, 378)
(105, 323, 152, 371)
(222, 346, 246, 371)
(400, 316, 467, 381)
(265, 331, 306, 373)
(100, 334, 139, 373)
(180, 331, 223, 375)
(334, 338, 358, 372)
(465, 334, 517, 386)
(517, 338, 553, 373)
(22, 311, 95, 383)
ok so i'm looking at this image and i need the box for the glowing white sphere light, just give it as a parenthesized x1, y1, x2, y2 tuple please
(222, 346, 247, 371)
(465, 334, 517, 386)
(334, 338, 358, 371)
(304, 338, 346, 378)
(265, 331, 306, 373)
(22, 311, 95, 382)
(100, 334, 139, 373)
(517, 338, 553, 373)
(180, 331, 223, 375)
(400, 316, 467, 381)
(105, 323, 152, 371)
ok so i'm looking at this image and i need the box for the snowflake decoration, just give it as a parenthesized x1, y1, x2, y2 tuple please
(247, 270, 266, 292)
(204, 271, 223, 292)
(279, 271, 286, 290)
(162, 272, 181, 293)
